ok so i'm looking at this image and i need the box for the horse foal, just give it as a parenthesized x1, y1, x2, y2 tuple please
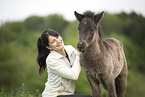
(74, 11, 128, 97)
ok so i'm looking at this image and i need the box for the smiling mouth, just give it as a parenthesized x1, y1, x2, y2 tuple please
(56, 45, 60, 47)
(56, 42, 63, 47)
(56, 39, 63, 47)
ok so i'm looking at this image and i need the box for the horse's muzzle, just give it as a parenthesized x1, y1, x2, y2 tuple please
(77, 41, 87, 52)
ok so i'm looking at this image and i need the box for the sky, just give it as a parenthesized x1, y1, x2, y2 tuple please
(0, 0, 145, 23)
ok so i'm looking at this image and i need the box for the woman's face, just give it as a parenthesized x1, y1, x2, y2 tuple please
(47, 35, 64, 51)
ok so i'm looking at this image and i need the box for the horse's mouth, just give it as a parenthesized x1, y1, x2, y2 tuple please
(77, 44, 87, 53)
(78, 49, 85, 52)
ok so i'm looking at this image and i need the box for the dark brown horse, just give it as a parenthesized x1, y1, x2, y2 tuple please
(74, 11, 128, 97)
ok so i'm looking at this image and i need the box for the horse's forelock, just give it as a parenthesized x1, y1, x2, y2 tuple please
(81, 11, 103, 39)
(83, 11, 95, 19)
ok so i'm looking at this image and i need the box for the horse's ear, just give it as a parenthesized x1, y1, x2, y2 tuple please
(74, 11, 83, 22)
(94, 11, 104, 23)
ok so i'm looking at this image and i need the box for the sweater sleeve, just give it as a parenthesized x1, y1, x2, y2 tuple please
(47, 56, 81, 80)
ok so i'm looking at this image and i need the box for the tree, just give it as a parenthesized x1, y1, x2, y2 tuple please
(0, 21, 24, 42)
(44, 14, 69, 35)
(24, 16, 45, 31)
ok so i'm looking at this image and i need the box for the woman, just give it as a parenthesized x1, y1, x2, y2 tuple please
(37, 28, 83, 97)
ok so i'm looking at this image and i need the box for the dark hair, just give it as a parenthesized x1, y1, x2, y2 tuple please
(37, 28, 60, 75)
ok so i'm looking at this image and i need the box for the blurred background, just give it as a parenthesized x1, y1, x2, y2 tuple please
(0, 0, 145, 97)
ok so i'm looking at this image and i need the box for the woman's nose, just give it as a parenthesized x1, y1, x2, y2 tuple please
(56, 39, 61, 43)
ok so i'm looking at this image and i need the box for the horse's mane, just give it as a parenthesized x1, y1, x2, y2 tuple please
(98, 24, 103, 39)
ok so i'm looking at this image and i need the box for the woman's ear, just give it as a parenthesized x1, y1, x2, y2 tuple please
(46, 46, 52, 50)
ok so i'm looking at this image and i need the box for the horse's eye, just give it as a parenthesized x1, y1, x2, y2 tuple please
(90, 29, 94, 32)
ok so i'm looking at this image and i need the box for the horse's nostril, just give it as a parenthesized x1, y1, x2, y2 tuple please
(77, 42, 81, 49)
(77, 41, 86, 52)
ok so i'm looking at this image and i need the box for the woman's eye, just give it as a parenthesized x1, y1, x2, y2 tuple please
(52, 40, 55, 43)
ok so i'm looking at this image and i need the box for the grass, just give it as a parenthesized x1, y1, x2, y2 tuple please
(0, 83, 41, 97)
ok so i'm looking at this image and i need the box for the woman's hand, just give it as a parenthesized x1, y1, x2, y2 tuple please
(77, 52, 81, 56)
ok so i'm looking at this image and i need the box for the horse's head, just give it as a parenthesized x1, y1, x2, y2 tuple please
(74, 11, 104, 52)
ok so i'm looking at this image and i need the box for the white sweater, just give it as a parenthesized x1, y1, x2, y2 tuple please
(42, 45, 81, 97)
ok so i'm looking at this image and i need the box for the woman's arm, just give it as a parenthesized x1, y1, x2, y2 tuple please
(47, 55, 81, 80)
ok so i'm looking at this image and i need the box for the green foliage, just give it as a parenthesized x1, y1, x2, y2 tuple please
(101, 13, 124, 35)
(62, 21, 79, 48)
(0, 83, 41, 97)
(0, 11, 145, 97)
(23, 14, 69, 36)
(75, 69, 92, 95)
(24, 16, 45, 31)
(0, 21, 24, 42)
(118, 11, 145, 45)
(44, 14, 69, 35)
(126, 70, 145, 97)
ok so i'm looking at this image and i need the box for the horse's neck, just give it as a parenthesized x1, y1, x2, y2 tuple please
(87, 37, 103, 56)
